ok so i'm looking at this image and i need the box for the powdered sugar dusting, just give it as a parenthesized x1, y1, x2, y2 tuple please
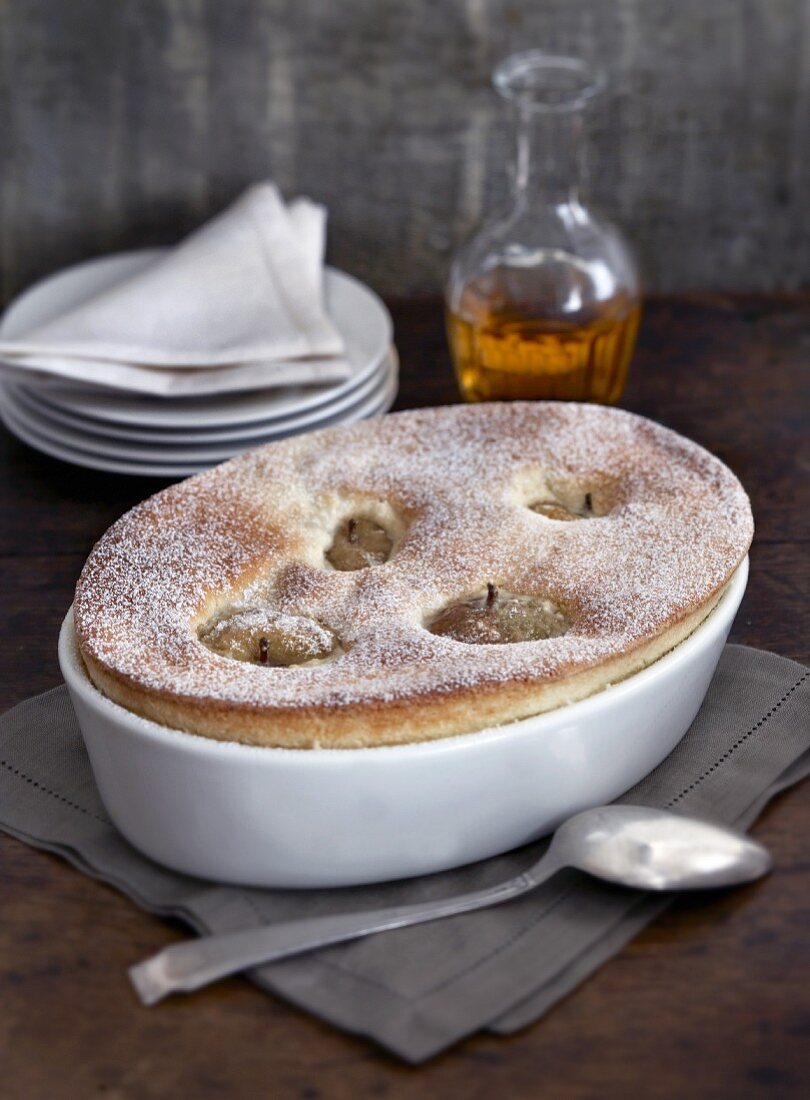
(74, 403, 753, 723)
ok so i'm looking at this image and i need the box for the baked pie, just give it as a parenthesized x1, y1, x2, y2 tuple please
(74, 402, 753, 748)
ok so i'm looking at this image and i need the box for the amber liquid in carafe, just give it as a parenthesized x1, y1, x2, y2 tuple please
(447, 275, 641, 404)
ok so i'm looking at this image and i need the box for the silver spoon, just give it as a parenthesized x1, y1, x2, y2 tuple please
(129, 804, 772, 1006)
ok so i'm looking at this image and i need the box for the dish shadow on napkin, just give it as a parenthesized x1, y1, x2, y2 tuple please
(0, 645, 807, 1063)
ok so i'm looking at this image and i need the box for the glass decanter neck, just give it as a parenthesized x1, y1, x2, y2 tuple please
(493, 52, 603, 208)
(513, 105, 585, 206)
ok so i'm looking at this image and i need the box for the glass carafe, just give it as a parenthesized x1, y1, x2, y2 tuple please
(446, 52, 641, 404)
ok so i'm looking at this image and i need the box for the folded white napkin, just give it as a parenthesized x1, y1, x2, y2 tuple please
(0, 183, 351, 397)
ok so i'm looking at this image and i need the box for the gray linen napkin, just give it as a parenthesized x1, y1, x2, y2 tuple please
(0, 645, 807, 1063)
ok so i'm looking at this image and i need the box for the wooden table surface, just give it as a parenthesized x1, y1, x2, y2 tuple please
(1, 295, 808, 1098)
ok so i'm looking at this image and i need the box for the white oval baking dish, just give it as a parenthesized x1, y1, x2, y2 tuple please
(59, 557, 747, 888)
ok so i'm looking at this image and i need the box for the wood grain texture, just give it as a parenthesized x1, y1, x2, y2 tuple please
(0, 295, 808, 1096)
(2, 0, 809, 300)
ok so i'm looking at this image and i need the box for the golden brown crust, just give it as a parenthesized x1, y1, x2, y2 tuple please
(73, 403, 753, 748)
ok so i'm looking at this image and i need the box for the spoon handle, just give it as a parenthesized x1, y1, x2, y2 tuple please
(130, 860, 560, 1006)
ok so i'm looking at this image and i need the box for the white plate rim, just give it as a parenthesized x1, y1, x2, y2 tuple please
(1, 359, 397, 463)
(0, 368, 398, 477)
(1, 384, 398, 477)
(8, 347, 398, 446)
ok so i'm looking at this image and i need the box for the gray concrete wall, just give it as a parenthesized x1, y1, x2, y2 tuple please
(1, 0, 808, 301)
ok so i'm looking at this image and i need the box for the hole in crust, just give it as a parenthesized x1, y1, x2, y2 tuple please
(530, 490, 599, 521)
(198, 607, 339, 666)
(427, 583, 569, 645)
(326, 515, 394, 571)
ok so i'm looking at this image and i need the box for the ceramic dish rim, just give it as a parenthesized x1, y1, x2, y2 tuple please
(59, 555, 748, 762)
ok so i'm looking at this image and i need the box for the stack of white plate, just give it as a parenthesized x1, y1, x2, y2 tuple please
(0, 252, 398, 477)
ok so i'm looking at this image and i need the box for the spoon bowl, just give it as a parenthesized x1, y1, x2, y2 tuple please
(546, 805, 773, 892)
